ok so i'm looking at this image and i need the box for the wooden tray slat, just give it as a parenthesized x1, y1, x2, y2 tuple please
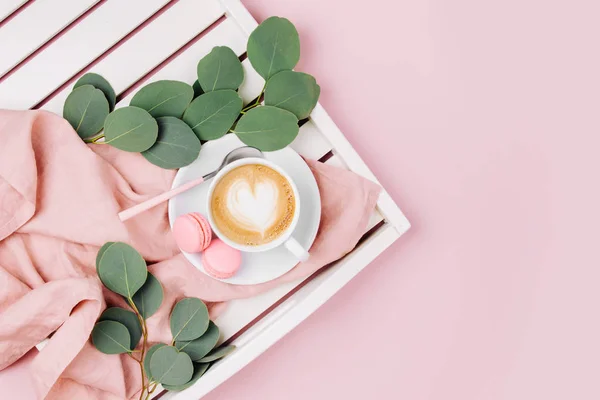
(238, 59, 264, 104)
(0, 0, 100, 77)
(292, 121, 333, 161)
(114, 19, 246, 108)
(0, 0, 174, 109)
(0, 0, 26, 23)
(41, 0, 227, 115)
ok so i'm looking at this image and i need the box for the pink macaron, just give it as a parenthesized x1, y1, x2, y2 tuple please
(202, 238, 242, 279)
(172, 212, 212, 253)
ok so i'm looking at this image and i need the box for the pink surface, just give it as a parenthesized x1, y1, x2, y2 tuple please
(201, 1, 600, 399)
(0, 110, 379, 398)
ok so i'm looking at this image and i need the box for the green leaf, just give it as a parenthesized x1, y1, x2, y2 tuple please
(247, 16, 300, 80)
(141, 117, 201, 169)
(104, 106, 158, 152)
(98, 307, 142, 350)
(149, 345, 194, 386)
(182, 90, 242, 141)
(74, 72, 116, 111)
(163, 363, 210, 391)
(144, 343, 166, 381)
(96, 242, 115, 270)
(197, 46, 244, 92)
(264, 71, 320, 119)
(192, 80, 204, 99)
(96, 242, 147, 298)
(170, 298, 209, 342)
(63, 85, 109, 139)
(91, 320, 131, 355)
(132, 272, 164, 319)
(175, 321, 220, 361)
(234, 106, 299, 151)
(198, 345, 236, 363)
(130, 80, 193, 118)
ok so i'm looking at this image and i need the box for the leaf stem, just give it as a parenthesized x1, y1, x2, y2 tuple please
(83, 134, 105, 144)
(144, 382, 159, 400)
(128, 297, 149, 400)
(241, 84, 265, 112)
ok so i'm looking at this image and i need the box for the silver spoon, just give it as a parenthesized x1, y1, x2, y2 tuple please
(118, 146, 264, 222)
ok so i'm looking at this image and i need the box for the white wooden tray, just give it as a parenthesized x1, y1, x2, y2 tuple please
(0, 1, 410, 398)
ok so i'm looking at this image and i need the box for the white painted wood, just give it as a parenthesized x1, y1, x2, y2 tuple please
(42, 0, 227, 115)
(0, 0, 26, 23)
(115, 19, 247, 107)
(161, 224, 400, 400)
(0, 0, 173, 110)
(238, 59, 264, 104)
(215, 280, 300, 340)
(0, 0, 100, 77)
(291, 120, 332, 160)
(219, 0, 258, 36)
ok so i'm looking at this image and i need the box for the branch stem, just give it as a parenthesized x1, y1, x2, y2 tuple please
(128, 298, 149, 400)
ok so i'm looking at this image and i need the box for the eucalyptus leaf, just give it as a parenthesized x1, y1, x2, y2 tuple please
(104, 106, 158, 152)
(197, 46, 244, 92)
(198, 345, 236, 363)
(163, 363, 210, 391)
(98, 307, 142, 350)
(141, 117, 201, 169)
(96, 242, 147, 298)
(234, 106, 299, 151)
(149, 345, 194, 386)
(170, 298, 209, 342)
(182, 90, 242, 141)
(175, 321, 220, 361)
(247, 16, 300, 80)
(264, 71, 320, 119)
(74, 72, 116, 111)
(130, 80, 193, 118)
(192, 80, 204, 99)
(132, 272, 164, 319)
(91, 320, 131, 355)
(96, 242, 115, 270)
(144, 343, 166, 381)
(63, 85, 109, 139)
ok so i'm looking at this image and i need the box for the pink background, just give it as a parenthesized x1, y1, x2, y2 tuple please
(2, 1, 599, 399)
(204, 0, 600, 399)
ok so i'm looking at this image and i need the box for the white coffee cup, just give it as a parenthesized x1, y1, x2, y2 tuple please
(206, 157, 310, 262)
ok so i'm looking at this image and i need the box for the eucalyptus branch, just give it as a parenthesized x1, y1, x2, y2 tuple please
(241, 84, 265, 112)
(144, 382, 159, 400)
(128, 298, 149, 400)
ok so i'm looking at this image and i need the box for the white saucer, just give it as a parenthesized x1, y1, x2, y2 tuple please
(168, 134, 321, 285)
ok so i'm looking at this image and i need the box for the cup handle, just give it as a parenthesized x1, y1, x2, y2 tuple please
(284, 237, 309, 262)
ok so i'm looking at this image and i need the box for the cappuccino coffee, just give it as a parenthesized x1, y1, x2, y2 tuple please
(210, 164, 295, 246)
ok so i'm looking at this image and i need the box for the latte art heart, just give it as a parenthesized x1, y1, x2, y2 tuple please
(210, 164, 296, 246)
(226, 179, 279, 234)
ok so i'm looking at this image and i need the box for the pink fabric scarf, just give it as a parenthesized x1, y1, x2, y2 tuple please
(0, 110, 380, 399)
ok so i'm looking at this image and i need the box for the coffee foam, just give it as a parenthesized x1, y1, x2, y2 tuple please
(210, 164, 295, 246)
